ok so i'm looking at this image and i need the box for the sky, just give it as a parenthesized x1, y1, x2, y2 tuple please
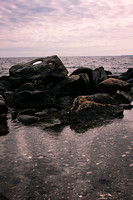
(0, 0, 133, 57)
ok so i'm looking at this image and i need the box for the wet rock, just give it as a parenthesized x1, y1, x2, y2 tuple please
(15, 82, 47, 93)
(92, 67, 107, 87)
(119, 68, 133, 81)
(4, 91, 14, 108)
(0, 116, 9, 135)
(57, 96, 73, 107)
(120, 104, 133, 110)
(81, 93, 118, 105)
(0, 193, 9, 200)
(0, 76, 11, 92)
(70, 67, 93, 80)
(98, 78, 131, 94)
(17, 115, 39, 125)
(52, 73, 91, 98)
(61, 96, 123, 125)
(14, 90, 55, 109)
(115, 91, 132, 104)
(9, 55, 68, 89)
(18, 108, 35, 116)
(0, 95, 8, 116)
(126, 78, 133, 84)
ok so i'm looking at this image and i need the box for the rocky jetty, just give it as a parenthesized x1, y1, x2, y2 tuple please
(0, 55, 133, 129)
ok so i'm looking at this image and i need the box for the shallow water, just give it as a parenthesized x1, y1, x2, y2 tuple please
(0, 109, 133, 200)
(0, 56, 133, 199)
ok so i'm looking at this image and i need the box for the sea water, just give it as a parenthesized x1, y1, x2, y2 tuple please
(0, 56, 133, 200)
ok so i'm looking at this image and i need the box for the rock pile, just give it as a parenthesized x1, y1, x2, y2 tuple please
(0, 55, 133, 131)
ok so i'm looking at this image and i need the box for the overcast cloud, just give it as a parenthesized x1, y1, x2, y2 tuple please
(0, 0, 133, 56)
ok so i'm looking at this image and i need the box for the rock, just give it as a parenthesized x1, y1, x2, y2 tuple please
(9, 55, 68, 89)
(15, 82, 47, 93)
(70, 67, 93, 81)
(4, 91, 14, 108)
(126, 78, 133, 84)
(0, 116, 9, 135)
(61, 96, 123, 125)
(14, 90, 55, 109)
(76, 93, 118, 105)
(0, 76, 11, 92)
(18, 109, 35, 116)
(92, 67, 107, 87)
(119, 68, 133, 81)
(52, 73, 91, 98)
(57, 96, 73, 107)
(120, 104, 133, 110)
(0, 95, 8, 116)
(17, 115, 39, 125)
(98, 78, 131, 94)
(115, 91, 132, 104)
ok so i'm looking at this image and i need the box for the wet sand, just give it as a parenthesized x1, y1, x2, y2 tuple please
(0, 109, 133, 200)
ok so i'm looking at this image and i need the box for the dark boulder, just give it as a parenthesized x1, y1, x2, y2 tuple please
(52, 73, 91, 98)
(76, 93, 118, 105)
(15, 82, 47, 93)
(57, 96, 73, 107)
(61, 96, 123, 125)
(4, 91, 14, 108)
(115, 91, 132, 104)
(119, 68, 133, 81)
(70, 67, 93, 81)
(92, 67, 107, 87)
(0, 76, 11, 92)
(98, 78, 131, 94)
(18, 109, 35, 116)
(14, 90, 55, 109)
(0, 95, 8, 116)
(0, 116, 9, 136)
(9, 55, 68, 89)
(18, 115, 39, 125)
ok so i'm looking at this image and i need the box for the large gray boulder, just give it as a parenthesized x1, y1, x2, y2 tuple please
(9, 55, 68, 89)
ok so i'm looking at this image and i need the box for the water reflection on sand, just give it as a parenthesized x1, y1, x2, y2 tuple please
(0, 110, 133, 200)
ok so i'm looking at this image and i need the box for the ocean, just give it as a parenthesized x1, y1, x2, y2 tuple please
(0, 56, 133, 200)
(0, 55, 133, 76)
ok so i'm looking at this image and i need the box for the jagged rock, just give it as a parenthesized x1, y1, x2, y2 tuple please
(18, 109, 35, 116)
(0, 76, 11, 92)
(61, 96, 123, 125)
(76, 93, 118, 105)
(52, 73, 91, 98)
(92, 67, 107, 87)
(4, 91, 14, 108)
(98, 78, 131, 94)
(9, 55, 68, 89)
(70, 67, 93, 80)
(57, 96, 73, 107)
(14, 90, 55, 109)
(120, 104, 133, 110)
(115, 91, 132, 104)
(18, 115, 39, 125)
(119, 68, 133, 81)
(15, 82, 47, 93)
(0, 116, 9, 135)
(0, 95, 8, 116)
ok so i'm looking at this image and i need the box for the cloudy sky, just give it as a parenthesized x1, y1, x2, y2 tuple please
(0, 0, 133, 57)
